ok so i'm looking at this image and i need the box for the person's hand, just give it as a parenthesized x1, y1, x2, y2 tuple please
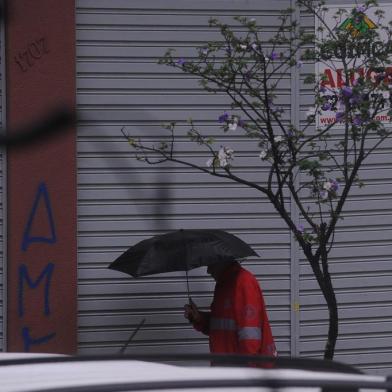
(184, 300, 201, 324)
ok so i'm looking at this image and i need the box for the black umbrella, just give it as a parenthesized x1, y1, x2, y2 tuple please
(108, 229, 258, 298)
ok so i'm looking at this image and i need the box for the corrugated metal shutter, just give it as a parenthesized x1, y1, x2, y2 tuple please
(76, 0, 292, 356)
(0, 38, 4, 352)
(298, 4, 392, 376)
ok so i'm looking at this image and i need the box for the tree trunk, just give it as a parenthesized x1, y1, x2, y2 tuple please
(322, 270, 339, 360)
(305, 243, 339, 360)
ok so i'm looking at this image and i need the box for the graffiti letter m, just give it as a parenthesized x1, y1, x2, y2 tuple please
(18, 263, 55, 317)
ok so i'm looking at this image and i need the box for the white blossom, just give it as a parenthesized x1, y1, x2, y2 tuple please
(228, 116, 239, 131)
(206, 158, 214, 167)
(218, 147, 234, 167)
(274, 135, 283, 143)
(259, 150, 267, 159)
(338, 101, 346, 111)
(239, 44, 247, 50)
(322, 179, 339, 194)
(228, 122, 238, 131)
(323, 181, 332, 191)
(306, 107, 316, 119)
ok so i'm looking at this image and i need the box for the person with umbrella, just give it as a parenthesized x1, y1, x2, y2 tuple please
(184, 257, 277, 358)
(109, 229, 276, 358)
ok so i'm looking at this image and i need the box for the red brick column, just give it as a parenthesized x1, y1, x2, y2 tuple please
(5, 0, 77, 353)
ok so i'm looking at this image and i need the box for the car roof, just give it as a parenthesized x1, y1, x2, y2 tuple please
(0, 354, 388, 392)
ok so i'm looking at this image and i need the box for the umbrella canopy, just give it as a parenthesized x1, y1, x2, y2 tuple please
(108, 229, 258, 277)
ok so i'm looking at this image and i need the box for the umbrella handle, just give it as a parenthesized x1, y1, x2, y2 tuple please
(185, 268, 192, 304)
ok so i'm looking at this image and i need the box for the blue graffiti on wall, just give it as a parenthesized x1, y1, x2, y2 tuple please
(18, 262, 54, 317)
(18, 182, 57, 351)
(22, 327, 56, 353)
(21, 182, 56, 252)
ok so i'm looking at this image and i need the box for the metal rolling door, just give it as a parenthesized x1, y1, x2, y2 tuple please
(0, 38, 4, 351)
(76, 0, 292, 356)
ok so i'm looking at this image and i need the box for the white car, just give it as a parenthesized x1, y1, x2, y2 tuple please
(0, 353, 389, 392)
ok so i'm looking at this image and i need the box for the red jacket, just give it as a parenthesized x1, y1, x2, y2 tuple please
(194, 262, 277, 356)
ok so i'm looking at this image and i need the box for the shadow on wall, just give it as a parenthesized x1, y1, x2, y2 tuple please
(0, 108, 76, 148)
(87, 108, 174, 233)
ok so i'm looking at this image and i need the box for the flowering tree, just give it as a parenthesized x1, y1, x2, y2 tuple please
(122, 0, 392, 360)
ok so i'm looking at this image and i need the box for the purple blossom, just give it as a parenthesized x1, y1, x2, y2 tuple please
(376, 73, 386, 83)
(296, 60, 303, 69)
(296, 224, 304, 233)
(319, 86, 327, 93)
(356, 5, 366, 13)
(218, 112, 229, 123)
(349, 95, 361, 105)
(244, 70, 252, 82)
(336, 112, 345, 122)
(342, 86, 353, 98)
(353, 114, 362, 126)
(266, 97, 274, 105)
(330, 179, 340, 192)
(176, 58, 186, 66)
(271, 105, 284, 114)
(238, 119, 246, 128)
(321, 102, 332, 111)
(270, 51, 279, 60)
(320, 190, 328, 200)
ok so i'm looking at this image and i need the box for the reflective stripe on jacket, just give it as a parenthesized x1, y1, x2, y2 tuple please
(194, 262, 277, 357)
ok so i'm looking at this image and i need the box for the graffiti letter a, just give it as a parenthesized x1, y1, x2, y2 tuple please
(21, 182, 56, 252)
